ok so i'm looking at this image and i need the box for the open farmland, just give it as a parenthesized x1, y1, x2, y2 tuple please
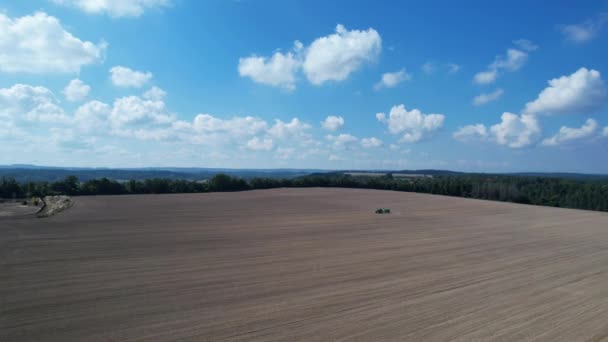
(3, 188, 608, 341)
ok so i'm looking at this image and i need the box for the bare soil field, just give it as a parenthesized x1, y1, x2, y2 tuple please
(3, 188, 608, 341)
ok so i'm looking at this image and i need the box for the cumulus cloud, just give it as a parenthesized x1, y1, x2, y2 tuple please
(238, 24, 381, 89)
(473, 44, 534, 84)
(455, 113, 539, 148)
(0, 84, 69, 123)
(374, 69, 411, 90)
(52, 0, 171, 18)
(326, 133, 358, 149)
(559, 13, 608, 43)
(303, 24, 381, 85)
(603, 126, 608, 137)
(238, 42, 302, 90)
(142, 86, 167, 101)
(110, 95, 174, 127)
(0, 83, 172, 144)
(461, 68, 606, 149)
(246, 137, 274, 151)
(190, 114, 267, 137)
(361, 137, 382, 148)
(542, 119, 598, 146)
(321, 115, 344, 131)
(524, 68, 606, 115)
(493, 49, 528, 71)
(63, 79, 91, 102)
(71, 95, 177, 141)
(490, 112, 540, 148)
(376, 104, 445, 143)
(267, 118, 311, 139)
(0, 81, 324, 162)
(0, 12, 106, 73)
(110, 66, 153, 88)
(74, 100, 111, 132)
(453, 124, 489, 141)
(472, 88, 504, 106)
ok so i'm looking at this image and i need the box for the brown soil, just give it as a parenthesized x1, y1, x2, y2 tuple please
(2, 188, 608, 341)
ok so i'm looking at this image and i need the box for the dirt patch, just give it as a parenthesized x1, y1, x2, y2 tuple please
(0, 202, 41, 217)
(37, 195, 74, 218)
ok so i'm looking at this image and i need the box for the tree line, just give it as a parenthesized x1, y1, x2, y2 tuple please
(2, 173, 608, 212)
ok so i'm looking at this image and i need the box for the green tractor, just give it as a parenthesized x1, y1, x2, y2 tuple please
(375, 208, 391, 214)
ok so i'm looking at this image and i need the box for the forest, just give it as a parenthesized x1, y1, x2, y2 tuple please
(1, 173, 608, 212)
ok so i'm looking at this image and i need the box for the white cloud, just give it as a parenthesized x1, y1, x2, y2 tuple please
(472, 88, 504, 106)
(603, 126, 608, 137)
(473, 44, 534, 84)
(267, 118, 311, 139)
(63, 79, 91, 102)
(490, 112, 540, 148)
(461, 68, 604, 148)
(70, 95, 176, 141)
(326, 133, 358, 149)
(303, 24, 381, 85)
(513, 39, 539, 52)
(143, 86, 166, 101)
(374, 69, 411, 90)
(524, 67, 606, 115)
(246, 137, 274, 151)
(191, 114, 267, 137)
(361, 137, 382, 148)
(559, 14, 608, 43)
(110, 66, 153, 88)
(0, 82, 326, 162)
(542, 119, 598, 146)
(493, 49, 528, 71)
(321, 115, 344, 131)
(112, 127, 173, 141)
(473, 70, 498, 85)
(0, 121, 28, 140)
(0, 12, 106, 73)
(329, 154, 344, 161)
(110, 95, 173, 126)
(238, 24, 381, 89)
(453, 124, 489, 141)
(376, 104, 445, 143)
(0, 84, 69, 124)
(276, 147, 295, 160)
(74, 100, 111, 132)
(52, 0, 171, 18)
(238, 43, 302, 90)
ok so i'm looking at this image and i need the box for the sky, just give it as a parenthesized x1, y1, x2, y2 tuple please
(1, 0, 608, 172)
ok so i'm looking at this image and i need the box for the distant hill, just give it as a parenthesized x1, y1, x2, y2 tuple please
(507, 172, 608, 181)
(0, 165, 328, 182)
(322, 169, 608, 181)
(326, 169, 464, 177)
(1, 165, 607, 183)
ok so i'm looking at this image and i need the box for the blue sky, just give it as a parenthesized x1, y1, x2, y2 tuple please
(1, 0, 607, 172)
